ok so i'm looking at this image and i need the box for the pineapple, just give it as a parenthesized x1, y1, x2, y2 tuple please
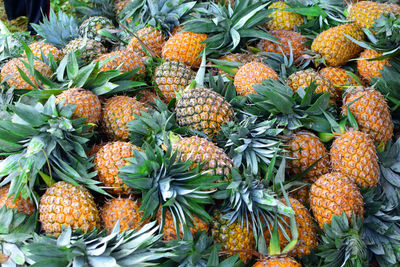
(135, 89, 159, 107)
(25, 41, 64, 61)
(217, 53, 264, 77)
(94, 141, 140, 195)
(161, 31, 208, 68)
(319, 67, 359, 94)
(252, 256, 301, 267)
(342, 87, 393, 144)
(101, 95, 148, 141)
(176, 87, 234, 138)
(96, 51, 145, 76)
(64, 38, 107, 63)
(39, 181, 100, 236)
(287, 70, 338, 103)
(309, 172, 364, 229)
(0, 58, 52, 89)
(357, 49, 391, 84)
(347, 1, 397, 29)
(264, 197, 318, 258)
(114, 0, 131, 14)
(101, 197, 145, 233)
(87, 142, 106, 157)
(127, 26, 165, 57)
(0, 185, 35, 215)
(330, 130, 379, 188)
(234, 61, 279, 96)
(211, 213, 255, 263)
(171, 135, 233, 178)
(56, 88, 101, 125)
(78, 16, 114, 41)
(154, 60, 196, 103)
(267, 2, 304, 31)
(258, 30, 307, 59)
(311, 23, 365, 67)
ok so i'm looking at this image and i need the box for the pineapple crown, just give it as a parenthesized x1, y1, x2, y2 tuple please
(118, 143, 218, 238)
(245, 79, 334, 133)
(69, 0, 117, 22)
(0, 29, 33, 63)
(31, 9, 80, 48)
(0, 95, 106, 206)
(23, 221, 172, 266)
(183, 0, 278, 56)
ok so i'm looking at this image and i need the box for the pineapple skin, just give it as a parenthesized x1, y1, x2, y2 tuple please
(78, 16, 114, 40)
(94, 141, 139, 195)
(330, 130, 379, 188)
(357, 49, 391, 84)
(319, 67, 359, 94)
(258, 30, 307, 59)
(56, 88, 101, 125)
(176, 87, 234, 138)
(234, 61, 279, 96)
(252, 256, 301, 267)
(309, 172, 364, 229)
(161, 31, 208, 68)
(347, 1, 393, 29)
(39, 181, 100, 236)
(96, 51, 145, 77)
(172, 136, 233, 177)
(311, 23, 365, 67)
(101, 95, 147, 141)
(154, 60, 196, 103)
(211, 214, 255, 263)
(264, 197, 318, 258)
(64, 38, 107, 63)
(342, 87, 393, 144)
(0, 185, 35, 216)
(101, 197, 145, 233)
(267, 2, 304, 31)
(26, 41, 64, 61)
(1, 58, 52, 89)
(127, 26, 165, 57)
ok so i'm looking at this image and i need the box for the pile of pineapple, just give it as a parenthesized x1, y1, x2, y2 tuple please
(1, 0, 400, 266)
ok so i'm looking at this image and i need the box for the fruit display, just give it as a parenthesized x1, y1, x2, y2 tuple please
(1, 0, 400, 266)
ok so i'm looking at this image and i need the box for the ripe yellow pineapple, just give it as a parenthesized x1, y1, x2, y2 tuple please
(172, 135, 233, 178)
(94, 141, 140, 196)
(101, 95, 147, 141)
(176, 87, 234, 137)
(311, 23, 365, 67)
(234, 61, 279, 96)
(258, 30, 307, 59)
(154, 60, 196, 102)
(127, 26, 165, 57)
(25, 41, 64, 61)
(264, 197, 318, 258)
(342, 87, 393, 144)
(135, 89, 159, 107)
(217, 53, 264, 77)
(357, 49, 391, 84)
(56, 88, 101, 125)
(1, 58, 52, 89)
(96, 51, 145, 76)
(161, 31, 208, 68)
(252, 256, 301, 267)
(287, 70, 338, 103)
(101, 197, 146, 233)
(114, 0, 130, 14)
(39, 181, 100, 236)
(0, 185, 35, 215)
(211, 213, 255, 263)
(309, 172, 364, 229)
(319, 67, 359, 94)
(267, 2, 304, 31)
(330, 130, 379, 188)
(347, 1, 399, 29)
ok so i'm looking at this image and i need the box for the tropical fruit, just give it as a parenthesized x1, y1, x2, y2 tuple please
(101, 95, 147, 141)
(267, 2, 304, 31)
(161, 31, 208, 68)
(311, 23, 365, 67)
(330, 130, 379, 188)
(0, 185, 35, 215)
(1, 57, 52, 89)
(154, 60, 196, 102)
(357, 49, 391, 83)
(64, 38, 107, 63)
(127, 26, 165, 57)
(319, 67, 359, 94)
(342, 87, 393, 144)
(26, 41, 64, 61)
(101, 197, 145, 233)
(94, 141, 140, 195)
(39, 181, 100, 236)
(78, 16, 114, 40)
(56, 88, 101, 125)
(234, 61, 279, 96)
(258, 30, 307, 59)
(135, 89, 159, 107)
(96, 51, 145, 76)
(176, 87, 234, 137)
(347, 1, 393, 29)
(252, 256, 301, 267)
(309, 172, 364, 229)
